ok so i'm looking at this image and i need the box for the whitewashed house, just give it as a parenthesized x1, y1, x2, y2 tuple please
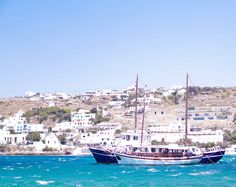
(44, 132, 61, 149)
(13, 123, 45, 134)
(52, 122, 73, 132)
(0, 130, 27, 145)
(188, 130, 224, 144)
(71, 110, 95, 129)
(147, 121, 224, 144)
(108, 101, 124, 108)
(79, 130, 117, 147)
(2, 111, 27, 132)
(2, 110, 27, 126)
(25, 91, 37, 98)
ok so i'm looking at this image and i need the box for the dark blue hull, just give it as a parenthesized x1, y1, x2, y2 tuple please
(89, 148, 118, 164)
(200, 150, 225, 164)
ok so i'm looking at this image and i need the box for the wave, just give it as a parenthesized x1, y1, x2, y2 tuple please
(110, 176, 117, 179)
(36, 180, 55, 185)
(31, 175, 41, 178)
(14, 176, 22, 179)
(121, 170, 134, 174)
(189, 171, 217, 176)
(224, 176, 235, 181)
(147, 168, 158, 173)
(170, 173, 183, 177)
(2, 166, 14, 170)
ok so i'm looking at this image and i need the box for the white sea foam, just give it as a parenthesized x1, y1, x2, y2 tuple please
(14, 176, 22, 179)
(58, 158, 66, 162)
(121, 170, 133, 174)
(110, 176, 117, 179)
(194, 164, 203, 167)
(170, 173, 182, 177)
(31, 175, 41, 178)
(147, 168, 158, 173)
(224, 176, 234, 181)
(36, 180, 55, 185)
(27, 165, 33, 168)
(2, 166, 14, 170)
(189, 171, 216, 176)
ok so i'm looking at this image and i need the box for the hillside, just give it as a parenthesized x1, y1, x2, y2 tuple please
(0, 87, 236, 130)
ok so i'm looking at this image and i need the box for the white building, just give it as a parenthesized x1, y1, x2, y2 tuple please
(1, 110, 27, 126)
(147, 121, 186, 133)
(108, 101, 124, 108)
(79, 130, 117, 147)
(0, 130, 27, 145)
(118, 130, 152, 147)
(4, 123, 45, 134)
(44, 132, 61, 149)
(52, 122, 73, 132)
(96, 123, 122, 131)
(71, 110, 95, 129)
(147, 121, 223, 144)
(188, 130, 224, 144)
(25, 91, 37, 97)
(178, 106, 233, 123)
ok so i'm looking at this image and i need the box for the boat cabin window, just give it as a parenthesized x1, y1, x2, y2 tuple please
(160, 148, 168, 153)
(133, 136, 138, 140)
(151, 148, 156, 153)
(126, 135, 130, 141)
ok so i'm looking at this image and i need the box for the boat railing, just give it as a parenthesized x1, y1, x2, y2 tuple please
(123, 152, 186, 158)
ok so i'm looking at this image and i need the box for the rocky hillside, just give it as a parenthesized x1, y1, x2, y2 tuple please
(0, 87, 235, 130)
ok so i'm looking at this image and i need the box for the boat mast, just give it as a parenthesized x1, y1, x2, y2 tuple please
(140, 88, 146, 147)
(134, 74, 138, 132)
(185, 73, 189, 142)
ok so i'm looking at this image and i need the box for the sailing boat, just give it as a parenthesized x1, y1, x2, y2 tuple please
(112, 75, 202, 165)
(90, 74, 223, 165)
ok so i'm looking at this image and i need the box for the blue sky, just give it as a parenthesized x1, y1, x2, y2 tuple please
(0, 0, 236, 97)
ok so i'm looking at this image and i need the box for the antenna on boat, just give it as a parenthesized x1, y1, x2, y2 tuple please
(140, 84, 147, 147)
(185, 73, 189, 143)
(134, 74, 138, 133)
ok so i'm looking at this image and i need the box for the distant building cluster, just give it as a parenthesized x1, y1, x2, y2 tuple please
(0, 86, 234, 154)
(177, 106, 233, 123)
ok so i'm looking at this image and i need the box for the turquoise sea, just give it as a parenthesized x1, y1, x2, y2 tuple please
(0, 155, 235, 187)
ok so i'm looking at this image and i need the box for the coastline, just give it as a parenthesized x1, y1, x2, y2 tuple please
(0, 151, 66, 156)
